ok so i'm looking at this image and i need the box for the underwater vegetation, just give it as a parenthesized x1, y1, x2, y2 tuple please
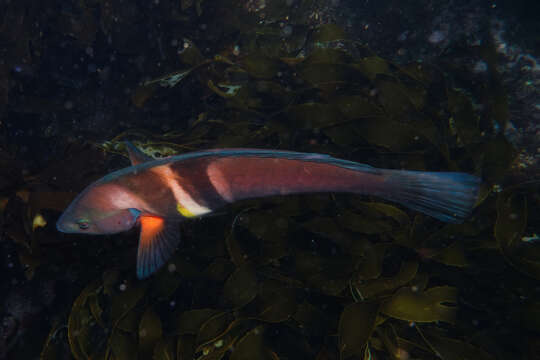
(0, 0, 539, 359)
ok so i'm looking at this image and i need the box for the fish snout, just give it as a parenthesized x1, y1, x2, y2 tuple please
(56, 213, 77, 233)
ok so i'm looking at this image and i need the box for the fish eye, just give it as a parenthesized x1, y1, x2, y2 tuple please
(76, 219, 90, 230)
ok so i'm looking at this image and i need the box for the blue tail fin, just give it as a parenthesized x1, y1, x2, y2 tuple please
(379, 169, 481, 223)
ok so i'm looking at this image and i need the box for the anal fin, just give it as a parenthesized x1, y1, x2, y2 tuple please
(137, 215, 181, 279)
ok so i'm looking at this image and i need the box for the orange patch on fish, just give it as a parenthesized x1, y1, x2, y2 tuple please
(140, 215, 164, 245)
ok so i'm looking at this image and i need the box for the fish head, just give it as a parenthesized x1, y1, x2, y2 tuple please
(56, 183, 141, 235)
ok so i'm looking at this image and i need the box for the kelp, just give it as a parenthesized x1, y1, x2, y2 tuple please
(228, 326, 277, 360)
(253, 282, 297, 323)
(381, 286, 458, 324)
(495, 182, 540, 279)
(223, 265, 258, 308)
(338, 301, 379, 359)
(138, 307, 163, 359)
(417, 327, 495, 360)
(353, 261, 419, 300)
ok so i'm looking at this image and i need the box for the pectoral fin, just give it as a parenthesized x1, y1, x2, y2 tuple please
(137, 215, 181, 279)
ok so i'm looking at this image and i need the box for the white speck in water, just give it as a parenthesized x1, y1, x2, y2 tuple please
(522, 233, 540, 242)
(428, 30, 446, 44)
(119, 283, 127, 291)
(168, 263, 176, 272)
(397, 30, 409, 41)
(492, 184, 502, 192)
(473, 60, 488, 73)
(214, 339, 224, 348)
(281, 25, 293, 37)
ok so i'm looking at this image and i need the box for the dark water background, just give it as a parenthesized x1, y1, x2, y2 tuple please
(0, 0, 539, 359)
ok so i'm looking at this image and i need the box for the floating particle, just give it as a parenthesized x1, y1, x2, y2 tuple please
(281, 25, 293, 37)
(32, 214, 47, 231)
(398, 30, 409, 41)
(473, 60, 488, 73)
(428, 30, 446, 44)
(522, 233, 540, 242)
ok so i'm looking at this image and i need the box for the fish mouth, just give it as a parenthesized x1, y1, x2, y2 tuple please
(56, 213, 75, 233)
(56, 219, 69, 233)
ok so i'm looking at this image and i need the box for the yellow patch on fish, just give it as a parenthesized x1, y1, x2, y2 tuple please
(177, 203, 196, 218)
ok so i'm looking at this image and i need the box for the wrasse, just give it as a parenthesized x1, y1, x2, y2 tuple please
(57, 142, 481, 279)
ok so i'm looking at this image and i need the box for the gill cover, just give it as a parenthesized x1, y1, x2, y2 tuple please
(95, 208, 141, 233)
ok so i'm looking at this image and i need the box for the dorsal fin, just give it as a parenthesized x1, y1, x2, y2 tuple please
(125, 141, 153, 166)
(137, 215, 181, 279)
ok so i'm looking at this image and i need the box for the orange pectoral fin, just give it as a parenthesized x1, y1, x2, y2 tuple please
(137, 215, 181, 279)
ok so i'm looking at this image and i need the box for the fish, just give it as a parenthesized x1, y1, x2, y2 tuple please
(56, 142, 481, 279)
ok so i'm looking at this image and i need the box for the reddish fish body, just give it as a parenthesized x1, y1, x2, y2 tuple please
(57, 144, 480, 278)
(106, 154, 383, 216)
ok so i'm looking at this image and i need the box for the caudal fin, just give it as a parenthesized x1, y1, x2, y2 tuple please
(379, 169, 481, 223)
